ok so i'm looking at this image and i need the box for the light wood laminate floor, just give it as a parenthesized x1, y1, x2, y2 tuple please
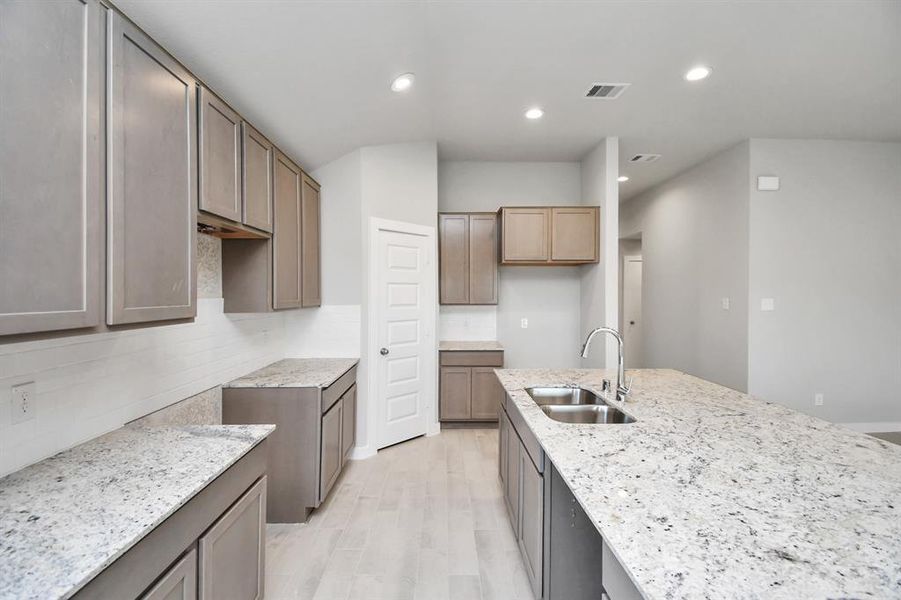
(265, 428, 533, 600)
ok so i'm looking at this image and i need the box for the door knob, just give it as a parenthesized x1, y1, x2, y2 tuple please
(629, 320, 635, 325)
(380, 347, 389, 356)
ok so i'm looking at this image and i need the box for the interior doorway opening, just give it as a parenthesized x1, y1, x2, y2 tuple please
(619, 235, 643, 368)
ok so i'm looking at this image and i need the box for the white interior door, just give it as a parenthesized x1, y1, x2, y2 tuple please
(622, 255, 643, 368)
(375, 226, 433, 449)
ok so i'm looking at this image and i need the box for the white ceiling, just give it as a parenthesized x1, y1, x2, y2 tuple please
(115, 0, 901, 199)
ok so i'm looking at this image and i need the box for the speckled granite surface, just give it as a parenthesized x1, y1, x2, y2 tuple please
(0, 425, 274, 600)
(439, 340, 504, 351)
(495, 368, 901, 600)
(224, 358, 359, 388)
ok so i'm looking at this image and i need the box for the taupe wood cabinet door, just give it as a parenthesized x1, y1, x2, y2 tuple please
(498, 410, 507, 482)
(519, 452, 544, 599)
(471, 367, 502, 420)
(439, 367, 472, 420)
(0, 0, 103, 336)
(198, 86, 242, 223)
(272, 149, 302, 309)
(140, 548, 197, 600)
(107, 12, 197, 324)
(320, 400, 342, 501)
(501, 208, 550, 263)
(504, 413, 521, 533)
(199, 476, 266, 600)
(241, 123, 274, 233)
(439, 214, 469, 304)
(301, 176, 321, 307)
(341, 386, 356, 461)
(468, 214, 498, 304)
(551, 207, 599, 262)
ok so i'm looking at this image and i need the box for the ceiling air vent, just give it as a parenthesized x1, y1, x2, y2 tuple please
(629, 153, 662, 163)
(585, 83, 630, 99)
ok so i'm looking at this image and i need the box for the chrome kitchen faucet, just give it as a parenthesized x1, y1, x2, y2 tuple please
(580, 327, 632, 403)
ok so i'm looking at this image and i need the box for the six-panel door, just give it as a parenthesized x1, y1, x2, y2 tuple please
(0, 0, 104, 336)
(241, 123, 274, 233)
(301, 175, 321, 307)
(198, 86, 242, 223)
(107, 11, 197, 324)
(272, 149, 303, 309)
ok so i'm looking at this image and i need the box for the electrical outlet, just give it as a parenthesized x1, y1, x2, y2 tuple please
(520, 318, 528, 329)
(814, 393, 824, 407)
(11, 381, 36, 425)
(721, 297, 730, 310)
(761, 298, 775, 312)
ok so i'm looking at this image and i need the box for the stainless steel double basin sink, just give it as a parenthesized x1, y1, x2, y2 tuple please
(525, 386, 636, 424)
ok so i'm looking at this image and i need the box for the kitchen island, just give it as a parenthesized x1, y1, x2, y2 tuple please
(495, 368, 901, 600)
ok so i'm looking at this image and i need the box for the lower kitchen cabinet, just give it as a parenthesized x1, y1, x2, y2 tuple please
(140, 548, 197, 600)
(198, 476, 266, 600)
(500, 400, 643, 600)
(319, 399, 343, 501)
(222, 364, 358, 522)
(75, 442, 269, 600)
(439, 350, 504, 422)
(546, 463, 604, 600)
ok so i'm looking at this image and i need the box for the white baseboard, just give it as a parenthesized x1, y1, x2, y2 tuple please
(348, 445, 377, 460)
(841, 421, 901, 433)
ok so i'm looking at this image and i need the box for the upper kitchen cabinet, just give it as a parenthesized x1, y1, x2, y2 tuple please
(499, 206, 599, 265)
(273, 150, 303, 309)
(550, 206, 599, 262)
(242, 123, 274, 233)
(107, 11, 197, 325)
(301, 175, 321, 307)
(439, 213, 498, 305)
(198, 86, 242, 223)
(0, 0, 104, 336)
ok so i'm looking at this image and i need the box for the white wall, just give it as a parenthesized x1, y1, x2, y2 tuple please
(748, 139, 901, 425)
(620, 142, 750, 392)
(579, 139, 619, 368)
(0, 236, 284, 476)
(438, 161, 584, 368)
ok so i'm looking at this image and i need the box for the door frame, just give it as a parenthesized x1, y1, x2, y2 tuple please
(366, 217, 439, 454)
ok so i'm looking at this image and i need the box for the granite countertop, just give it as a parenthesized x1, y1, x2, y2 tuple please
(439, 340, 504, 351)
(0, 424, 274, 600)
(224, 358, 359, 388)
(495, 368, 901, 600)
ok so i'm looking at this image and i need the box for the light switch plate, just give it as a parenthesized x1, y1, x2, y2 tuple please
(11, 381, 36, 425)
(520, 318, 528, 329)
(760, 298, 775, 312)
(721, 297, 730, 310)
(814, 393, 824, 406)
(757, 175, 780, 191)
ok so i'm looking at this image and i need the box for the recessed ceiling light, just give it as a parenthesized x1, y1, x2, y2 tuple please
(684, 65, 712, 82)
(525, 107, 544, 120)
(391, 73, 415, 92)
(617, 175, 629, 183)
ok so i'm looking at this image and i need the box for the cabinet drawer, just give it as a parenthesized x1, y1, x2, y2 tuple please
(440, 351, 504, 367)
(322, 365, 357, 413)
(140, 548, 197, 600)
(199, 476, 266, 600)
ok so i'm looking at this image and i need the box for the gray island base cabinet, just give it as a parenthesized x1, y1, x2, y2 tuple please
(500, 393, 643, 600)
(223, 364, 358, 522)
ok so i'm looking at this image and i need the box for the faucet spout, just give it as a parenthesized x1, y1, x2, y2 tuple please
(580, 326, 632, 402)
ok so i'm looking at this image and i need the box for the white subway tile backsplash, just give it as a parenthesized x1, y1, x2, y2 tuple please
(284, 305, 361, 358)
(0, 298, 286, 476)
(438, 305, 498, 341)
